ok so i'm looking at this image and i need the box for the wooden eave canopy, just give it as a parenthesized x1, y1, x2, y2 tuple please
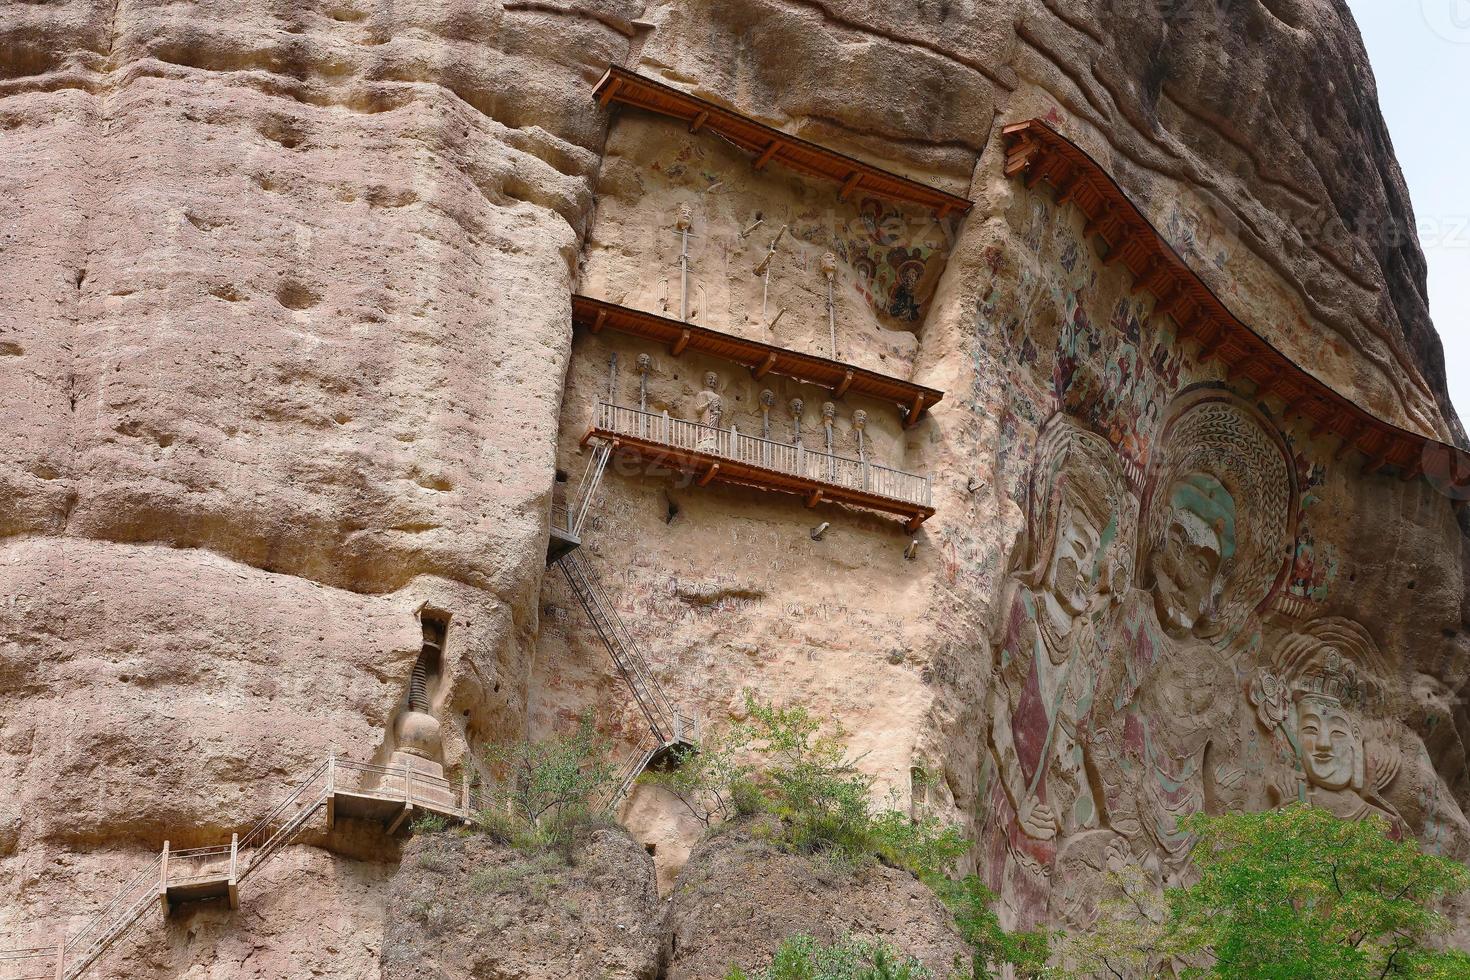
(594, 65, 974, 218)
(1003, 118, 1470, 490)
(582, 429, 936, 532)
(573, 295, 943, 426)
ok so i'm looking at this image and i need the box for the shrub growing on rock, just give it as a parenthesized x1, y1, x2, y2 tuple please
(472, 716, 619, 858)
(725, 935, 935, 980)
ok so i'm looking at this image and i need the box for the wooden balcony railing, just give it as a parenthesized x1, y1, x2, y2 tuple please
(587, 401, 934, 529)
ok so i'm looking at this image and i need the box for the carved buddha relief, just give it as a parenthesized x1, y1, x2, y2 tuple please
(1093, 390, 1296, 884)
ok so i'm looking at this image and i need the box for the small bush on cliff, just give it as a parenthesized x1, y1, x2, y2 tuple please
(647, 693, 969, 878)
(1059, 805, 1470, 979)
(641, 722, 762, 827)
(473, 717, 619, 857)
(677, 695, 1048, 979)
(725, 935, 935, 980)
(931, 876, 1051, 980)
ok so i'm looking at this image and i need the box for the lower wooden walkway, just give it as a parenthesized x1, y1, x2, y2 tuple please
(0, 754, 472, 980)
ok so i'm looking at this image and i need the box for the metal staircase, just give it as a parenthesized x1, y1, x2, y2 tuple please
(559, 549, 685, 746)
(550, 438, 698, 802)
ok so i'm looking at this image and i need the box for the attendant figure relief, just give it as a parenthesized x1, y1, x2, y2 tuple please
(983, 414, 1136, 927)
(1249, 617, 1405, 834)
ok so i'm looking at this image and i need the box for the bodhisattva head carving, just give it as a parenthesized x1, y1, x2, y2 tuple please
(1018, 415, 1136, 623)
(1045, 495, 1102, 619)
(1253, 619, 1402, 827)
(1297, 692, 1362, 793)
(1147, 473, 1236, 639)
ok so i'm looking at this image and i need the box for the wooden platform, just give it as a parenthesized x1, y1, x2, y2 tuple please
(584, 424, 935, 531)
(573, 295, 943, 426)
(327, 788, 464, 836)
(160, 839, 238, 911)
(593, 66, 973, 218)
(1003, 118, 1470, 488)
(162, 875, 236, 911)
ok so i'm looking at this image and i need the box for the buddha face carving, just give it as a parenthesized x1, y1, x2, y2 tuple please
(1139, 394, 1295, 647)
(1046, 494, 1103, 618)
(1298, 696, 1359, 792)
(1148, 474, 1235, 639)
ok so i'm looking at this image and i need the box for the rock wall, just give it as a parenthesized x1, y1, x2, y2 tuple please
(662, 819, 969, 979)
(2, 0, 1467, 974)
(382, 829, 663, 979)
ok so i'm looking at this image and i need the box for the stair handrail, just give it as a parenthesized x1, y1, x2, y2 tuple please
(571, 550, 677, 729)
(560, 551, 679, 743)
(59, 851, 164, 979)
(236, 757, 331, 855)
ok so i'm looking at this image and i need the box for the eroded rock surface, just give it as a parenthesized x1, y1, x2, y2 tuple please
(663, 820, 969, 980)
(1, 0, 1467, 974)
(380, 829, 662, 980)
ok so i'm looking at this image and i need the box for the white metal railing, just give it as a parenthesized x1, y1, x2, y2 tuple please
(162, 839, 235, 887)
(58, 852, 164, 980)
(328, 758, 465, 815)
(0, 750, 483, 980)
(593, 402, 931, 509)
(550, 440, 613, 541)
(0, 941, 61, 980)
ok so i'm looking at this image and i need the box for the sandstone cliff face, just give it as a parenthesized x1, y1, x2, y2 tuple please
(662, 821, 968, 979)
(381, 829, 662, 979)
(2, 0, 1467, 975)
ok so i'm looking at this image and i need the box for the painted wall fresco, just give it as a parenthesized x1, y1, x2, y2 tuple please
(976, 184, 1470, 931)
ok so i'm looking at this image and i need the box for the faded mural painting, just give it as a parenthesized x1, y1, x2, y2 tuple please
(636, 129, 955, 333)
(977, 183, 1466, 930)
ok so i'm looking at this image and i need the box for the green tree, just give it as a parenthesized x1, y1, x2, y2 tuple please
(1070, 805, 1470, 979)
(1054, 864, 1203, 979)
(640, 722, 761, 827)
(475, 717, 618, 855)
(1171, 805, 1470, 978)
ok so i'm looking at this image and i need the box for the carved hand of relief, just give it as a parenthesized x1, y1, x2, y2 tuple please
(1268, 766, 1301, 808)
(1249, 669, 1289, 730)
(1020, 797, 1058, 840)
(1364, 719, 1403, 793)
(1104, 835, 1132, 873)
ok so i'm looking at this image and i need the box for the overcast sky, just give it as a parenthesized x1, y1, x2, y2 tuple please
(1345, 0, 1470, 424)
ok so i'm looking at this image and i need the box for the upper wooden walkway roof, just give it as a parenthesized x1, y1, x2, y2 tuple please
(593, 66, 973, 218)
(572, 295, 943, 426)
(1003, 119, 1470, 494)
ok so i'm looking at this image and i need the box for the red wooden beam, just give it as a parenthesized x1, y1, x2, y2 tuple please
(999, 116, 1470, 493)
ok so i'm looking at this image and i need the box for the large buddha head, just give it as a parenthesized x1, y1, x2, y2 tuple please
(1139, 393, 1295, 648)
(1147, 473, 1236, 638)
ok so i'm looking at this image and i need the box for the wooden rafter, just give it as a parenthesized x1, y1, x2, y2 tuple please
(1001, 117, 1470, 486)
(571, 295, 944, 419)
(594, 66, 973, 217)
